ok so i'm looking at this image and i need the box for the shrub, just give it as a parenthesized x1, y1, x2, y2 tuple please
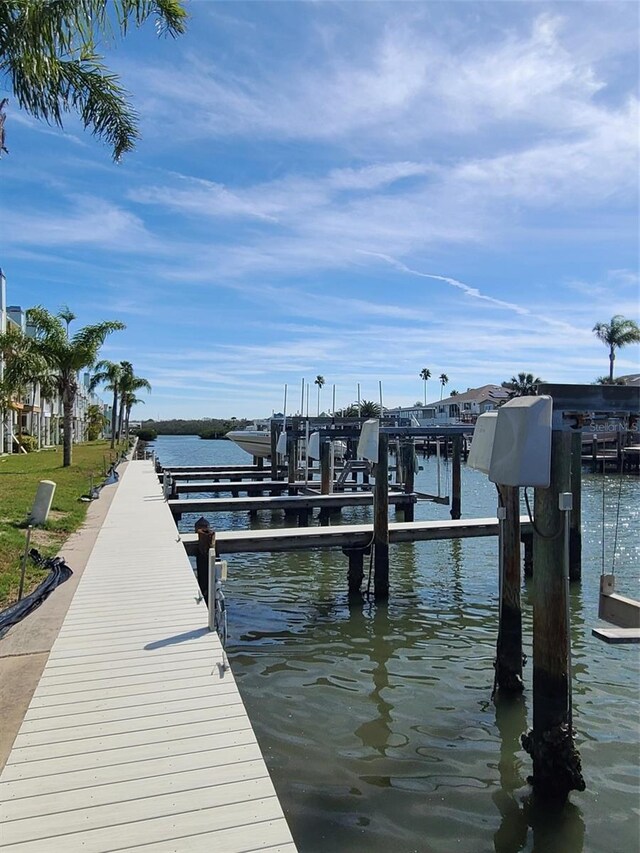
(17, 434, 38, 453)
(135, 429, 157, 441)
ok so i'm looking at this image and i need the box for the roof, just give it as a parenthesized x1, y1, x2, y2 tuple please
(437, 384, 510, 407)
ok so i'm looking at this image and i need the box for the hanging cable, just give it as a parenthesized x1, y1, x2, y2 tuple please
(611, 469, 624, 575)
(601, 475, 606, 575)
(524, 487, 563, 540)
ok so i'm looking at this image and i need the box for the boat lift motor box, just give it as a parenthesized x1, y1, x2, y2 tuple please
(357, 419, 379, 462)
(307, 432, 320, 460)
(467, 412, 498, 474)
(488, 395, 552, 488)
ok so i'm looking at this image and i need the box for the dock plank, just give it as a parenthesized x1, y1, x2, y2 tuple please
(181, 516, 532, 554)
(169, 491, 414, 515)
(0, 461, 296, 852)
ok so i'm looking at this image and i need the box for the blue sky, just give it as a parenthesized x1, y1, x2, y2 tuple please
(1, 1, 639, 419)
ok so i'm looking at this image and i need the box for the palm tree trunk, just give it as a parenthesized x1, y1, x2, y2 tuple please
(117, 392, 126, 442)
(62, 387, 74, 467)
(110, 388, 118, 449)
(609, 347, 615, 382)
(125, 404, 132, 441)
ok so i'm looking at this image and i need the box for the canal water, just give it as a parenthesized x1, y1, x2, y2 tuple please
(154, 435, 639, 853)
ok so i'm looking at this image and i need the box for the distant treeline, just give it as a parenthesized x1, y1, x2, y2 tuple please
(136, 418, 249, 439)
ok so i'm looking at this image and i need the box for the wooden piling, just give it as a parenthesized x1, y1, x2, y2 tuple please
(194, 517, 214, 604)
(522, 531, 533, 578)
(344, 547, 365, 596)
(495, 485, 523, 694)
(400, 439, 415, 522)
(591, 435, 598, 473)
(320, 440, 331, 495)
(521, 430, 585, 801)
(569, 431, 582, 582)
(450, 434, 462, 520)
(287, 435, 297, 492)
(373, 432, 390, 599)
(270, 422, 279, 479)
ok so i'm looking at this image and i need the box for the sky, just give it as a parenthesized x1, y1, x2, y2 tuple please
(1, 1, 639, 419)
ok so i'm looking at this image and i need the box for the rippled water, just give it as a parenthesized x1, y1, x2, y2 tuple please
(154, 435, 639, 853)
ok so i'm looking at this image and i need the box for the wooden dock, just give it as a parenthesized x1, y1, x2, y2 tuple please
(0, 461, 296, 852)
(173, 479, 367, 494)
(181, 516, 532, 555)
(169, 491, 415, 517)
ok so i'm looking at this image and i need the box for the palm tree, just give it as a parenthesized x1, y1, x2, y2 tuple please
(419, 368, 431, 405)
(0, 1, 187, 160)
(593, 315, 640, 383)
(85, 403, 107, 441)
(58, 305, 76, 338)
(501, 372, 543, 398)
(0, 322, 48, 451)
(26, 307, 125, 466)
(314, 375, 325, 416)
(359, 400, 381, 417)
(122, 393, 145, 440)
(439, 373, 449, 400)
(117, 363, 151, 441)
(90, 360, 122, 449)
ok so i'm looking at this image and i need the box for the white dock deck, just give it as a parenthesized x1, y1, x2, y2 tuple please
(0, 461, 296, 852)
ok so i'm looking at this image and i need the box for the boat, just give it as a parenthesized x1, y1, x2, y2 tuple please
(226, 421, 274, 458)
(226, 420, 347, 459)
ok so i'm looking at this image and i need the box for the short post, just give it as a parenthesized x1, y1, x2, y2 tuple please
(569, 431, 582, 582)
(400, 439, 415, 522)
(373, 432, 390, 599)
(194, 517, 215, 603)
(17, 525, 34, 601)
(255, 455, 264, 469)
(320, 440, 331, 495)
(521, 430, 585, 802)
(495, 485, 523, 694)
(450, 434, 462, 520)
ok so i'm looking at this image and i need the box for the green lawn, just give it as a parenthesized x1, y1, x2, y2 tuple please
(0, 442, 126, 609)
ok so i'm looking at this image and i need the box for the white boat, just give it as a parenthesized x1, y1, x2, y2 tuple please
(226, 422, 274, 458)
(226, 421, 347, 460)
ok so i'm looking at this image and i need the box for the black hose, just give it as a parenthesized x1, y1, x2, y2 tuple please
(0, 550, 73, 636)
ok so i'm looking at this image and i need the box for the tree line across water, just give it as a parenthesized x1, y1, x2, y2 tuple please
(134, 419, 250, 442)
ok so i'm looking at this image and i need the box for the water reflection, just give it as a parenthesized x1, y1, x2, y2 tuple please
(155, 437, 638, 853)
(352, 602, 394, 757)
(492, 695, 585, 853)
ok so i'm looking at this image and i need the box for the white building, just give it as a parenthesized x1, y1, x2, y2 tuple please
(1, 270, 106, 453)
(387, 384, 510, 426)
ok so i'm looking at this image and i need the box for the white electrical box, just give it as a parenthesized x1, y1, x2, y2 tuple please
(488, 395, 552, 488)
(276, 431, 288, 456)
(467, 412, 498, 474)
(357, 419, 379, 461)
(307, 432, 320, 459)
(29, 480, 56, 525)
